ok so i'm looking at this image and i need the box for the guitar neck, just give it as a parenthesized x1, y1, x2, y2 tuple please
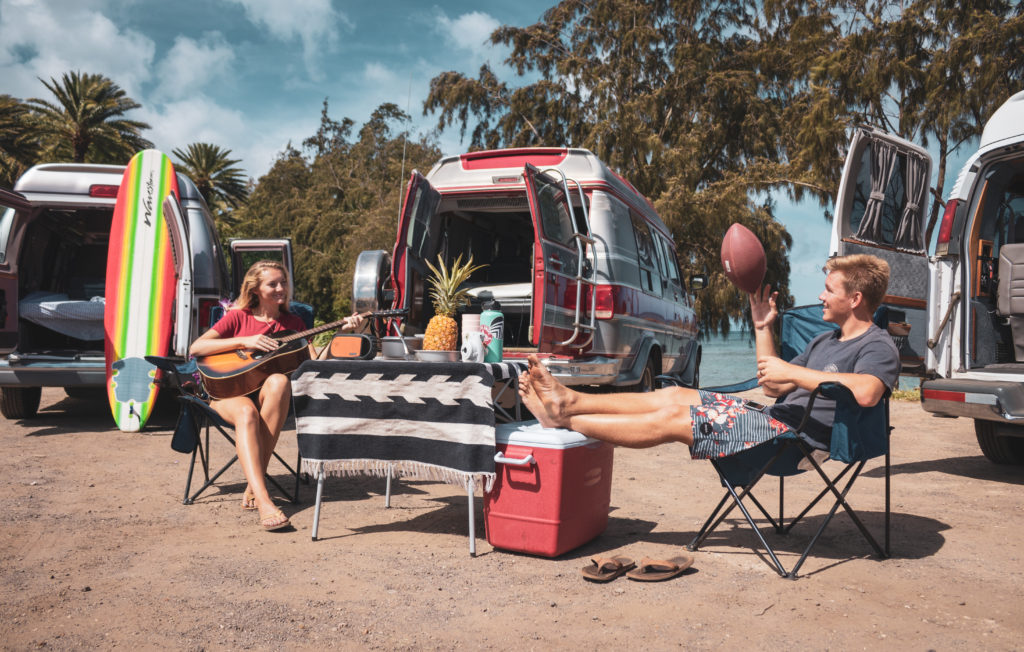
(275, 309, 404, 344)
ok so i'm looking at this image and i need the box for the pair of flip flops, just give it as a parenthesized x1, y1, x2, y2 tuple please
(580, 555, 694, 582)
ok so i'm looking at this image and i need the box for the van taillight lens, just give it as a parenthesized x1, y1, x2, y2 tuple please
(594, 285, 614, 319)
(89, 184, 119, 198)
(937, 199, 959, 247)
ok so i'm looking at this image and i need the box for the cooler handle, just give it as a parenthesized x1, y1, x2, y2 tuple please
(494, 451, 535, 467)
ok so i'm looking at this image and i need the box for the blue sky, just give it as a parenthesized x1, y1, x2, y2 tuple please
(0, 0, 972, 305)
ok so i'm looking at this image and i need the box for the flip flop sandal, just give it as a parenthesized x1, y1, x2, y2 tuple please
(259, 508, 291, 531)
(580, 556, 636, 582)
(626, 555, 694, 582)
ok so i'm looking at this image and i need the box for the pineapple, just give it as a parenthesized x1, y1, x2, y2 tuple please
(423, 253, 486, 351)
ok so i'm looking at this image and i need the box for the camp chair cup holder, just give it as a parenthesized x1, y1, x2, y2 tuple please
(146, 355, 304, 506)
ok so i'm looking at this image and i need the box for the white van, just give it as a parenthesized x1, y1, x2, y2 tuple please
(0, 163, 293, 419)
(829, 90, 1024, 463)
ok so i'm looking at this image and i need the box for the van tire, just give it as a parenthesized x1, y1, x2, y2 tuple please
(631, 356, 658, 393)
(1, 387, 42, 419)
(974, 420, 1024, 464)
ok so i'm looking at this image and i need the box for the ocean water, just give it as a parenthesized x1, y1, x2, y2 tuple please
(698, 331, 759, 389)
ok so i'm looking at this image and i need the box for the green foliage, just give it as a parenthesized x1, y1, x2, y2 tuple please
(0, 95, 37, 188)
(229, 101, 442, 321)
(26, 71, 152, 164)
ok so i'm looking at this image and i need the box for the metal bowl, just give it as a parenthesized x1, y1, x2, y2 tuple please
(414, 349, 459, 362)
(381, 335, 423, 359)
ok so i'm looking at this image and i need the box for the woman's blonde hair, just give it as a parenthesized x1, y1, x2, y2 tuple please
(233, 260, 291, 311)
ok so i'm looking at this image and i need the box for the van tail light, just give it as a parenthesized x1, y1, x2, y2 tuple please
(937, 199, 959, 248)
(89, 184, 119, 198)
(198, 298, 220, 332)
(594, 284, 614, 319)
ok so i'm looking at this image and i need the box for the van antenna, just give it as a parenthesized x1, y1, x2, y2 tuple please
(398, 71, 413, 219)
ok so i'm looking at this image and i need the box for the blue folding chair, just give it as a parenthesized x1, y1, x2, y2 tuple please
(685, 305, 892, 579)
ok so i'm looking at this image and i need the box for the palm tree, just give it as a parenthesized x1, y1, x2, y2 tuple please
(27, 71, 152, 164)
(0, 95, 38, 187)
(172, 142, 250, 211)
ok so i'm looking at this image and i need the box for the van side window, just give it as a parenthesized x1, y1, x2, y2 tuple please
(656, 234, 682, 290)
(0, 208, 13, 265)
(630, 212, 661, 293)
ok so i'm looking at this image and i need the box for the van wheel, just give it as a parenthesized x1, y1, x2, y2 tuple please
(974, 420, 1024, 464)
(631, 356, 657, 393)
(1, 387, 42, 419)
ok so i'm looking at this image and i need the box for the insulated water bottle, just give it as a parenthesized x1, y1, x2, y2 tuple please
(479, 300, 504, 362)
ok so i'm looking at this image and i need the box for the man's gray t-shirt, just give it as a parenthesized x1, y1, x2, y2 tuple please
(767, 324, 900, 444)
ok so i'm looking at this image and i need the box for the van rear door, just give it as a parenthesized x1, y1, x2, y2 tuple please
(523, 164, 583, 350)
(392, 171, 441, 326)
(0, 189, 30, 354)
(831, 128, 933, 373)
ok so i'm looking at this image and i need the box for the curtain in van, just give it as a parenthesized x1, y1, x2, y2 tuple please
(894, 152, 929, 254)
(855, 141, 899, 244)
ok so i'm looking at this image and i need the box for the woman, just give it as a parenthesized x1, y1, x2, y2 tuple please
(189, 260, 364, 531)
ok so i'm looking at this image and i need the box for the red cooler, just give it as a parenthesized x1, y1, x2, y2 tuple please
(484, 420, 614, 557)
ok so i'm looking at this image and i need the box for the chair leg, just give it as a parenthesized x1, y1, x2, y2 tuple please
(183, 444, 201, 505)
(468, 477, 476, 557)
(312, 467, 325, 541)
(800, 449, 886, 559)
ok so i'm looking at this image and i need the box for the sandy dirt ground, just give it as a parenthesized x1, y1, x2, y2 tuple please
(2, 386, 1023, 650)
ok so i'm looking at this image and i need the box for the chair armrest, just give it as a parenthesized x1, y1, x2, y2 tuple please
(795, 381, 859, 433)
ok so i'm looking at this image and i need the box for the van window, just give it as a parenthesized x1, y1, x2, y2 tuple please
(630, 212, 661, 293)
(533, 174, 576, 247)
(656, 234, 682, 289)
(0, 207, 14, 264)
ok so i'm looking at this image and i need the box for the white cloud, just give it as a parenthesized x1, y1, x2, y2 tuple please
(153, 32, 236, 101)
(222, 0, 350, 79)
(434, 10, 499, 58)
(364, 61, 398, 85)
(0, 0, 155, 99)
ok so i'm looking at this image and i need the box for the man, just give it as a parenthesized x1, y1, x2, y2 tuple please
(518, 254, 899, 458)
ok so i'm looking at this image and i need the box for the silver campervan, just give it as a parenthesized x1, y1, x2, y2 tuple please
(829, 90, 1024, 463)
(354, 148, 703, 391)
(0, 163, 235, 419)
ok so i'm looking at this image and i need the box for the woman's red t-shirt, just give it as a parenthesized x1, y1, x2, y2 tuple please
(211, 308, 306, 339)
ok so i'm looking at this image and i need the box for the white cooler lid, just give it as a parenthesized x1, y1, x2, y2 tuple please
(495, 420, 600, 449)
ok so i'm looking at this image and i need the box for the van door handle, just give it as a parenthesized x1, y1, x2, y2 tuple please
(548, 257, 562, 269)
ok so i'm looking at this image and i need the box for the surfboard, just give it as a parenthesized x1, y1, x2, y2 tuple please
(104, 149, 179, 432)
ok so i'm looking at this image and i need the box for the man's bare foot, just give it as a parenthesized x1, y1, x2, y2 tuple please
(518, 371, 563, 428)
(522, 354, 577, 427)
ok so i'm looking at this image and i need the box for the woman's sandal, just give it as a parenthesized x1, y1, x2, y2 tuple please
(259, 508, 291, 531)
(580, 556, 636, 582)
(242, 488, 257, 511)
(625, 555, 694, 581)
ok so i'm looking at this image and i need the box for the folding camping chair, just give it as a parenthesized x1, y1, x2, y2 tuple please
(685, 305, 893, 579)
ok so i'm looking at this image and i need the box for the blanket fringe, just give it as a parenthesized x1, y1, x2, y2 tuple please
(302, 458, 496, 493)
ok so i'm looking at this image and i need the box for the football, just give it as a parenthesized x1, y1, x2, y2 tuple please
(720, 223, 767, 294)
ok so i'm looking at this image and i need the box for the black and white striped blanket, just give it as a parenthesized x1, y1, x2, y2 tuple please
(293, 360, 512, 492)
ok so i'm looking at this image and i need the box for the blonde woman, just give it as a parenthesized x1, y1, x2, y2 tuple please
(190, 260, 363, 531)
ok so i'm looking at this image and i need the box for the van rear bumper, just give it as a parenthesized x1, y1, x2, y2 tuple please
(0, 359, 106, 387)
(921, 378, 1024, 421)
(542, 357, 619, 386)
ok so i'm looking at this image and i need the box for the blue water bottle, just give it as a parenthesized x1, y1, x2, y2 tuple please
(479, 300, 504, 362)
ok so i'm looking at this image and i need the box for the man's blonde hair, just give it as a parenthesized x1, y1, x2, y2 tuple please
(824, 254, 890, 313)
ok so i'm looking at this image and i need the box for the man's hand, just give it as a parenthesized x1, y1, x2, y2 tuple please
(750, 285, 779, 332)
(756, 354, 798, 396)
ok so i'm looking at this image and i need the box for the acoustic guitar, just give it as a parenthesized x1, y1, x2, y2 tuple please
(197, 309, 407, 399)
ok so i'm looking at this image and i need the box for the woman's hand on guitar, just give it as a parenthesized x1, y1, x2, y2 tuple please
(342, 312, 365, 332)
(244, 333, 279, 352)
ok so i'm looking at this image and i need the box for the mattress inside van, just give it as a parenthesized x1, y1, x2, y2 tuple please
(19, 291, 105, 341)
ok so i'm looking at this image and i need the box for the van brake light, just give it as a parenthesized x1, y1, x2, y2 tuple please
(594, 285, 614, 319)
(937, 199, 958, 247)
(89, 184, 119, 198)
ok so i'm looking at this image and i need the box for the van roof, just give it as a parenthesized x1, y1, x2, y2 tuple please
(426, 147, 666, 229)
(14, 161, 206, 205)
(980, 89, 1024, 149)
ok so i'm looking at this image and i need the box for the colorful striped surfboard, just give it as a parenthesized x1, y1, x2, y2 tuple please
(104, 149, 179, 432)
